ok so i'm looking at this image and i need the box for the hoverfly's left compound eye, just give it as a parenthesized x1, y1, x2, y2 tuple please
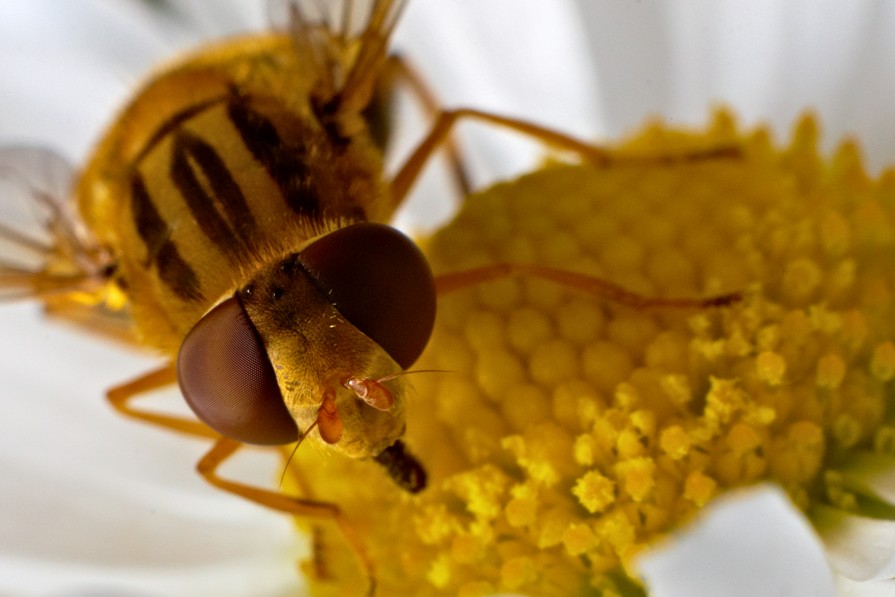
(298, 223, 437, 369)
(177, 296, 299, 445)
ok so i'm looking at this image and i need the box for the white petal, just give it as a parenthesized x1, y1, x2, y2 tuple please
(834, 451, 895, 505)
(574, 0, 895, 170)
(836, 574, 895, 597)
(397, 0, 601, 177)
(0, 3, 307, 595)
(636, 485, 836, 597)
(0, 305, 307, 596)
(813, 504, 895, 581)
(391, 0, 601, 231)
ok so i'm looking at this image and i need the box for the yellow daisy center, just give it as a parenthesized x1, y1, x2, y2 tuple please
(290, 110, 895, 596)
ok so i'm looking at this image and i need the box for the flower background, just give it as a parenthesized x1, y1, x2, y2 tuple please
(1, 1, 895, 595)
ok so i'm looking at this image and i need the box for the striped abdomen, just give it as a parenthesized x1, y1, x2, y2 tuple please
(127, 93, 333, 300)
(73, 34, 391, 353)
(96, 90, 385, 352)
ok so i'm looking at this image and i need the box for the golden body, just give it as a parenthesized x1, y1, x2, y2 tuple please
(68, 9, 419, 461)
(78, 34, 390, 354)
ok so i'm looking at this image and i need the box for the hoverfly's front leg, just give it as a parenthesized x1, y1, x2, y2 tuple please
(106, 362, 217, 439)
(388, 108, 744, 311)
(388, 107, 741, 210)
(376, 55, 472, 197)
(197, 436, 376, 597)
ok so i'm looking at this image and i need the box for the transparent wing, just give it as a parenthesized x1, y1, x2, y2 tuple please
(0, 146, 112, 302)
(269, 0, 406, 114)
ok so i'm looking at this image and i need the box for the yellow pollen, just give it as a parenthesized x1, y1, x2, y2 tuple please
(615, 457, 657, 502)
(726, 422, 764, 454)
(659, 374, 693, 407)
(500, 556, 538, 589)
(617, 428, 647, 459)
(290, 111, 895, 596)
(596, 509, 636, 551)
(816, 353, 847, 388)
(820, 211, 852, 257)
(874, 427, 895, 456)
(445, 466, 510, 520)
(563, 522, 598, 556)
(414, 504, 460, 545)
(684, 471, 718, 506)
(871, 342, 895, 382)
(770, 421, 825, 483)
(451, 534, 484, 564)
(659, 425, 692, 460)
(427, 554, 452, 589)
(457, 581, 496, 597)
(756, 351, 787, 385)
(505, 495, 537, 528)
(573, 470, 617, 513)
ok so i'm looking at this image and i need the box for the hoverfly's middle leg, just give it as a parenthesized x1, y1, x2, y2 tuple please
(110, 369, 376, 593)
(435, 262, 742, 311)
(388, 107, 741, 210)
(197, 437, 376, 597)
(106, 363, 218, 439)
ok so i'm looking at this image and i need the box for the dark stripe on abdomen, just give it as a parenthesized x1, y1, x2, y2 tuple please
(226, 96, 321, 217)
(134, 95, 228, 165)
(130, 172, 203, 302)
(131, 174, 168, 264)
(155, 240, 202, 302)
(170, 132, 250, 257)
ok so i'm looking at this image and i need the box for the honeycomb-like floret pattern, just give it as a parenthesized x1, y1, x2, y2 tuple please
(294, 111, 895, 596)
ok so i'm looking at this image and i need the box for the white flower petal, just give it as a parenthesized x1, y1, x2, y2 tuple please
(575, 0, 895, 170)
(834, 451, 895, 506)
(398, 0, 601, 176)
(0, 304, 307, 596)
(813, 504, 895, 581)
(390, 0, 600, 231)
(836, 574, 895, 597)
(636, 485, 836, 597)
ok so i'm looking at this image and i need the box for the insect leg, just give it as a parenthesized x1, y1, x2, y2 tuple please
(435, 262, 741, 310)
(111, 371, 376, 590)
(198, 437, 376, 596)
(106, 363, 218, 439)
(377, 54, 472, 195)
(388, 107, 739, 209)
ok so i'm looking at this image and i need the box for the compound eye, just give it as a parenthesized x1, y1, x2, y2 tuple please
(177, 296, 298, 445)
(298, 223, 436, 369)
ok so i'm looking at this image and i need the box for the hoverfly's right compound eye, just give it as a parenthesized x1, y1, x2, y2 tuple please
(298, 223, 437, 370)
(177, 296, 299, 445)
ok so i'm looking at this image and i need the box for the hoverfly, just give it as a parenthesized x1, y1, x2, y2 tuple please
(0, 0, 740, 592)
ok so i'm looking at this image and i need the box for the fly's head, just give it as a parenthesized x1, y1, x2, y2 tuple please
(176, 223, 436, 462)
(239, 263, 410, 460)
